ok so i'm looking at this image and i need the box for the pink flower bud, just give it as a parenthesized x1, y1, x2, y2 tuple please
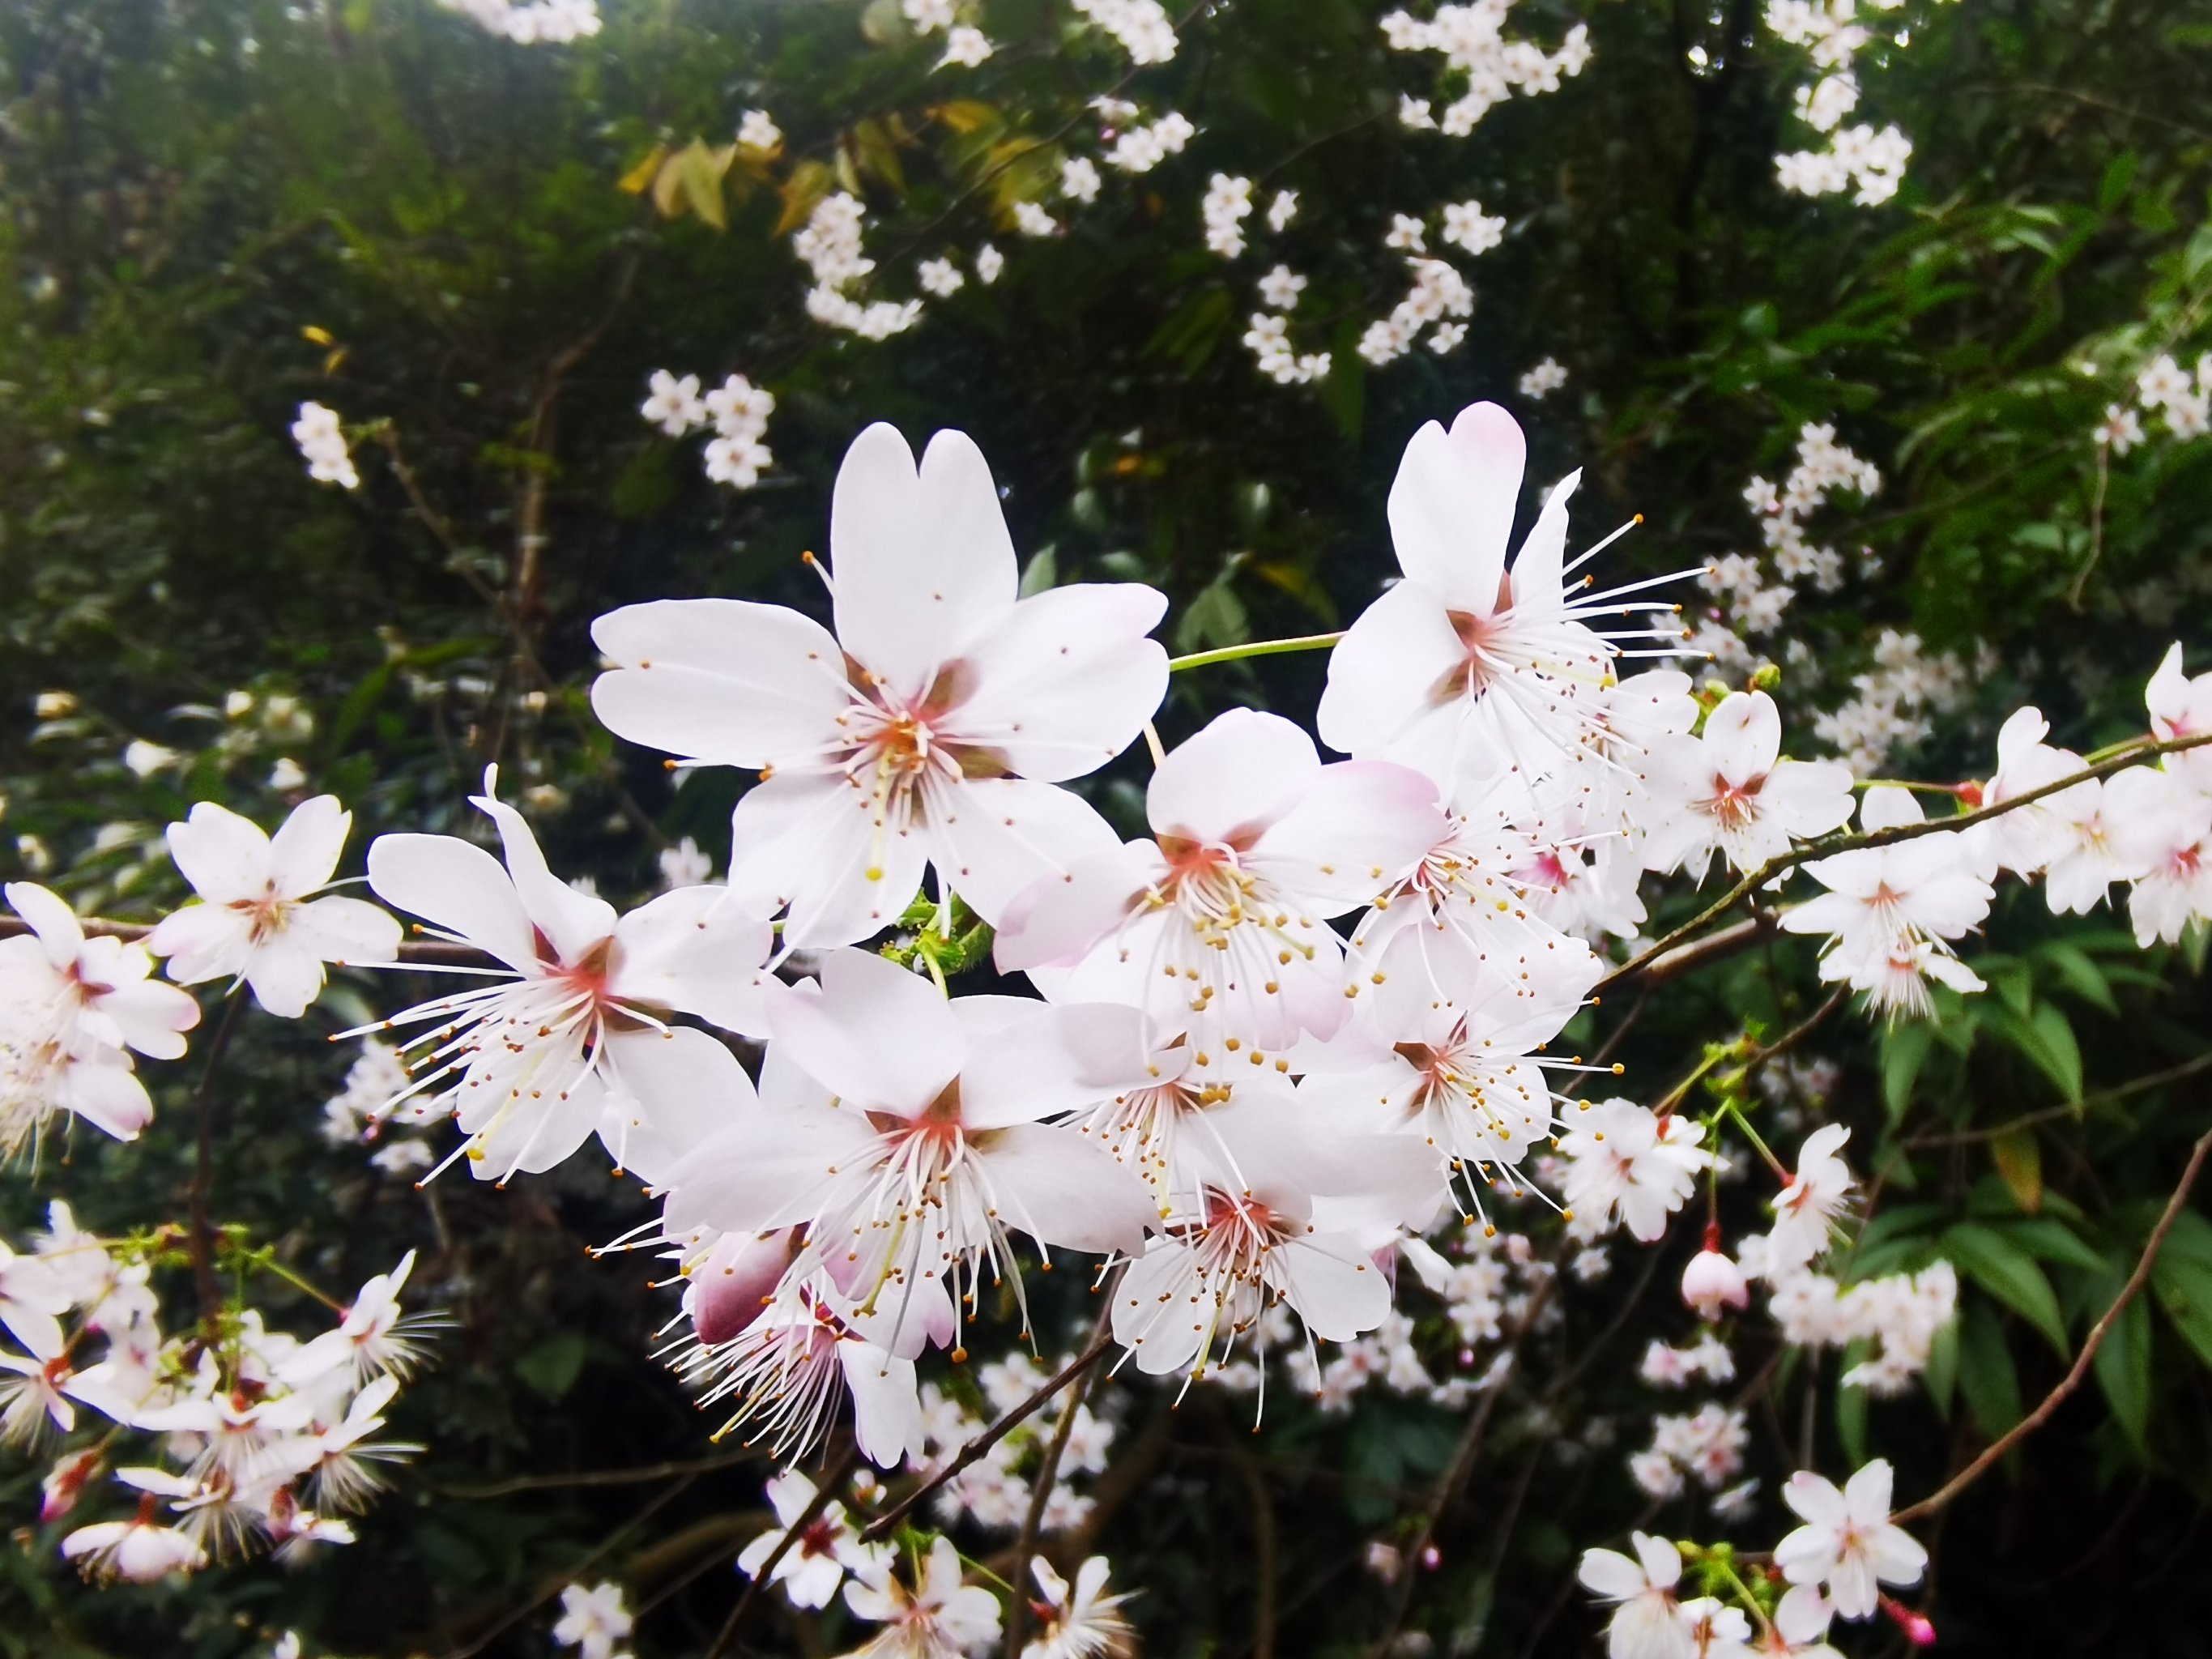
(1681, 1247, 1750, 1320)
(1882, 1594, 1937, 1646)
(40, 1448, 101, 1523)
(687, 1228, 801, 1346)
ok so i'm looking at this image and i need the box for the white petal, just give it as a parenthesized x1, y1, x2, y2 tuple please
(729, 771, 928, 949)
(1272, 1231, 1390, 1341)
(472, 793, 617, 964)
(610, 886, 773, 1035)
(1386, 403, 1525, 615)
(922, 776, 1121, 925)
(992, 842, 1152, 973)
(366, 834, 537, 972)
(769, 948, 963, 1115)
(1247, 759, 1443, 913)
(6, 883, 83, 969)
(589, 599, 851, 766)
(1705, 691, 1781, 786)
(1315, 581, 1468, 759)
(948, 584, 1169, 781)
(660, 1112, 872, 1237)
(1505, 468, 1579, 616)
(839, 1345, 924, 1469)
(1147, 709, 1319, 845)
(266, 795, 352, 898)
(970, 1122, 1156, 1254)
(166, 803, 273, 904)
(830, 424, 1016, 702)
(596, 1026, 760, 1187)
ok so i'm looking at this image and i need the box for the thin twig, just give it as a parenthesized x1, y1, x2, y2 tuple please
(186, 990, 247, 1322)
(1889, 1125, 2212, 1525)
(436, 1447, 765, 1499)
(1004, 1293, 1118, 1659)
(1600, 731, 2212, 992)
(707, 1440, 861, 1659)
(863, 1330, 1115, 1543)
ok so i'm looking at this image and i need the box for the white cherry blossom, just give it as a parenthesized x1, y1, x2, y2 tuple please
(592, 424, 1165, 946)
(1558, 1099, 1711, 1242)
(1642, 691, 1853, 879)
(843, 1534, 1001, 1657)
(736, 1468, 891, 1609)
(1576, 1531, 1691, 1659)
(1774, 1459, 1927, 1620)
(148, 796, 399, 1018)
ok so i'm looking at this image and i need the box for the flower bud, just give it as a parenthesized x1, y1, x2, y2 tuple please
(1681, 1247, 1750, 1320)
(40, 1448, 101, 1523)
(687, 1228, 801, 1346)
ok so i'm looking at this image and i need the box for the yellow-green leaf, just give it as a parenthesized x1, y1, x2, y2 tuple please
(1991, 1128, 2043, 1213)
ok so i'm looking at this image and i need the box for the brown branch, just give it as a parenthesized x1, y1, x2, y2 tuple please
(1004, 1289, 1117, 1659)
(1601, 731, 2212, 992)
(436, 1446, 765, 1499)
(707, 1439, 861, 1659)
(1906, 1052, 2212, 1148)
(1889, 1125, 2212, 1526)
(862, 1329, 1115, 1544)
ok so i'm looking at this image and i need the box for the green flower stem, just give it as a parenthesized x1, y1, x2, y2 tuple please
(1166, 631, 1346, 672)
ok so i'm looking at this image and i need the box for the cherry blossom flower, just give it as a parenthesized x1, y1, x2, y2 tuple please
(1766, 1125, 1855, 1275)
(1576, 1531, 1691, 1659)
(0, 882, 200, 1154)
(1558, 1099, 1712, 1242)
(1021, 1555, 1132, 1659)
(997, 709, 1438, 1052)
(1643, 691, 1853, 879)
(842, 1534, 1001, 1657)
(736, 109, 782, 152)
(364, 776, 772, 1180)
(1318, 402, 1690, 790)
(2147, 640, 2212, 792)
(1781, 786, 1992, 1016)
(664, 948, 1157, 1350)
(148, 796, 399, 1018)
(1677, 1597, 1755, 1657)
(640, 370, 705, 436)
(61, 1492, 207, 1583)
(1774, 1459, 1928, 1620)
(737, 1468, 891, 1610)
(2040, 769, 2169, 915)
(552, 1579, 633, 1659)
(280, 1252, 433, 1384)
(1964, 706, 2082, 877)
(290, 402, 358, 489)
(592, 424, 1164, 946)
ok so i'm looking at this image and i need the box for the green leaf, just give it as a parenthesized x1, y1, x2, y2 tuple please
(1945, 1221, 2069, 1356)
(1837, 1341, 1870, 1466)
(1018, 544, 1059, 596)
(1883, 1020, 1933, 1123)
(2152, 1250, 2212, 1370)
(2098, 150, 2138, 211)
(1924, 1315, 1959, 1418)
(1991, 1217, 2107, 1273)
(2091, 1287, 2151, 1452)
(1957, 1299, 2024, 1440)
(514, 1329, 590, 1401)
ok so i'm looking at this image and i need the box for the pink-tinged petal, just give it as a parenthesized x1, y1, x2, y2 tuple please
(1148, 709, 1319, 846)
(6, 883, 83, 969)
(769, 948, 963, 1115)
(1505, 468, 1579, 618)
(96, 978, 200, 1060)
(590, 599, 851, 766)
(1387, 403, 1526, 615)
(949, 584, 1169, 781)
(366, 834, 537, 972)
(164, 803, 273, 905)
(1272, 1231, 1390, 1341)
(1781, 1469, 1849, 1527)
(688, 1230, 800, 1346)
(838, 1344, 923, 1469)
(147, 904, 248, 983)
(1856, 786, 1923, 834)
(970, 1122, 1156, 1254)
(729, 771, 928, 949)
(1247, 759, 1445, 914)
(597, 1025, 761, 1187)
(923, 776, 1121, 925)
(830, 424, 1017, 702)
(266, 795, 352, 898)
(1705, 691, 1781, 786)
(59, 1059, 153, 1142)
(611, 886, 773, 1036)
(955, 1001, 1146, 1128)
(661, 1111, 874, 1237)
(1315, 581, 1468, 759)
(993, 842, 1153, 974)
(471, 792, 617, 964)
(285, 894, 403, 967)
(1758, 759, 1856, 838)
(1866, 1524, 1928, 1588)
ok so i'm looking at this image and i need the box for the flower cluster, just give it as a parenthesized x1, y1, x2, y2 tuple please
(1766, 0, 1945, 206)
(1201, 173, 1254, 258)
(2, 1212, 426, 1584)
(1072, 0, 1178, 63)
(640, 369, 777, 489)
(2098, 351, 2212, 451)
(1385, 6, 1592, 137)
(795, 194, 923, 340)
(435, 0, 601, 45)
(289, 403, 357, 491)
